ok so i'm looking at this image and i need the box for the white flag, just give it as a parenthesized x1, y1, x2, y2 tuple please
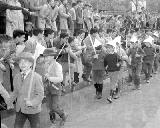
(33, 43, 46, 59)
(94, 39, 102, 48)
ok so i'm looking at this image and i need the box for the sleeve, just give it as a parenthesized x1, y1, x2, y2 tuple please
(0, 83, 10, 103)
(68, 48, 77, 60)
(127, 48, 131, 57)
(30, 74, 44, 106)
(138, 48, 145, 56)
(10, 75, 19, 103)
(48, 64, 63, 83)
(104, 56, 108, 68)
(5, 4, 23, 10)
(52, 7, 59, 21)
(116, 54, 122, 62)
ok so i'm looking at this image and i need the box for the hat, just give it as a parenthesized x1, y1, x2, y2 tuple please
(153, 31, 159, 37)
(106, 40, 116, 48)
(16, 52, 34, 63)
(42, 48, 57, 57)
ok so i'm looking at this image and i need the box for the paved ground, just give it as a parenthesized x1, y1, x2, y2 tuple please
(2, 72, 160, 128)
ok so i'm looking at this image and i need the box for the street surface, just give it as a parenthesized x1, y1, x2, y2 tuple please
(2, 73, 160, 128)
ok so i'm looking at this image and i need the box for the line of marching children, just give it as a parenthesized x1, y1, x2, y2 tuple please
(81, 27, 160, 104)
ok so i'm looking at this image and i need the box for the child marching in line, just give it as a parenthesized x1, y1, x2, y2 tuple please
(42, 48, 67, 127)
(152, 31, 160, 74)
(143, 36, 156, 83)
(92, 44, 107, 99)
(104, 42, 122, 103)
(9, 52, 44, 128)
(127, 35, 145, 90)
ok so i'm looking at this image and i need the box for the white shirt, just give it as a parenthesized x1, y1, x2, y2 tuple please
(21, 69, 31, 80)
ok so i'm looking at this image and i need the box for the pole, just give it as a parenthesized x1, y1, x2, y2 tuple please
(27, 57, 37, 99)
(88, 34, 97, 55)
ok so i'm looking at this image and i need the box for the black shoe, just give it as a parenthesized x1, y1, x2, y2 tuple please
(113, 88, 120, 99)
(107, 96, 113, 103)
(49, 112, 56, 124)
(96, 92, 102, 99)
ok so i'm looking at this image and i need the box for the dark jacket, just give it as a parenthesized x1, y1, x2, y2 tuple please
(128, 47, 145, 66)
(92, 49, 106, 70)
(104, 53, 122, 72)
(143, 46, 156, 63)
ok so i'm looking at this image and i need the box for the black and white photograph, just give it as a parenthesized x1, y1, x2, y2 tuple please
(1, 0, 160, 128)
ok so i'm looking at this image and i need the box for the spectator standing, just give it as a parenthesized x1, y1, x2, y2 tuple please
(0, 0, 27, 34)
(6, 0, 24, 37)
(75, 0, 84, 35)
(59, 0, 70, 33)
(68, 2, 77, 36)
(46, 0, 59, 35)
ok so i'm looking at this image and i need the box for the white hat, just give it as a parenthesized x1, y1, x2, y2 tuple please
(130, 35, 138, 43)
(143, 36, 154, 44)
(106, 40, 117, 52)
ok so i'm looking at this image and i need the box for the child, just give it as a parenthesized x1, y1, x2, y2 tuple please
(128, 36, 145, 89)
(143, 36, 156, 83)
(10, 52, 44, 128)
(104, 43, 122, 103)
(42, 48, 67, 126)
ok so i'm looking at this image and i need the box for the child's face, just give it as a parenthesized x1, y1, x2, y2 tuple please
(19, 59, 33, 72)
(17, 35, 25, 43)
(106, 46, 114, 53)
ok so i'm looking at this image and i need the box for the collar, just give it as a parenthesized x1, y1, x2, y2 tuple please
(21, 69, 31, 78)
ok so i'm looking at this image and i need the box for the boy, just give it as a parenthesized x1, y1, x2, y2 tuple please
(104, 43, 122, 103)
(128, 36, 145, 89)
(10, 52, 44, 128)
(143, 36, 156, 83)
(42, 48, 67, 126)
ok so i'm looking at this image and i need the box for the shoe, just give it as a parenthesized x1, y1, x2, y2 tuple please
(71, 82, 77, 92)
(113, 94, 120, 99)
(146, 80, 150, 83)
(96, 92, 102, 99)
(107, 96, 113, 103)
(59, 113, 68, 126)
(137, 87, 141, 90)
(112, 88, 120, 99)
(49, 113, 56, 124)
(154, 71, 158, 74)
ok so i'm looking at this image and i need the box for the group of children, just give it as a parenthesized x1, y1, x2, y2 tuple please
(0, 25, 160, 128)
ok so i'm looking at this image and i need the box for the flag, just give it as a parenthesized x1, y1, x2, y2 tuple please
(33, 43, 46, 59)
(93, 39, 102, 48)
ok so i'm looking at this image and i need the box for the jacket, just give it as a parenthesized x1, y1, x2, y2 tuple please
(76, 6, 83, 24)
(10, 71, 44, 114)
(143, 46, 156, 63)
(45, 61, 63, 95)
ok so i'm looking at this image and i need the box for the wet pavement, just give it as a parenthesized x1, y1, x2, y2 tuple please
(2, 73, 160, 128)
